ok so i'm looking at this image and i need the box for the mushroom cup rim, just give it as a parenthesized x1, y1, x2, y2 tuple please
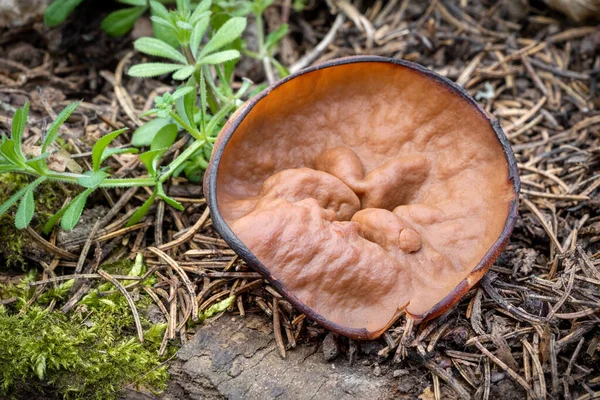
(203, 55, 521, 340)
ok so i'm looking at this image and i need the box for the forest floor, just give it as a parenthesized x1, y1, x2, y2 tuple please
(1, 1, 600, 399)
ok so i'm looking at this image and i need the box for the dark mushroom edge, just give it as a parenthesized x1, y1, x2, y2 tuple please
(204, 56, 521, 340)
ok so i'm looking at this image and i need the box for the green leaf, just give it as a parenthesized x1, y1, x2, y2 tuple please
(144, 322, 167, 344)
(199, 17, 247, 57)
(12, 102, 29, 153)
(270, 57, 290, 78)
(77, 170, 108, 189)
(265, 23, 289, 51)
(128, 63, 184, 78)
(198, 295, 235, 321)
(158, 191, 184, 211)
(176, 0, 190, 12)
(223, 54, 240, 83)
(127, 191, 157, 226)
(151, 123, 178, 150)
(198, 50, 240, 65)
(175, 98, 191, 128)
(128, 252, 146, 277)
(0, 165, 21, 173)
(134, 37, 187, 63)
(43, 203, 68, 234)
(139, 149, 166, 176)
(150, 16, 174, 30)
(0, 139, 26, 167)
(101, 6, 146, 37)
(26, 152, 51, 174)
(172, 66, 196, 80)
(43, 101, 80, 153)
(92, 128, 128, 172)
(251, 0, 274, 15)
(118, 0, 146, 5)
(140, 108, 159, 118)
(191, 0, 211, 21)
(149, 0, 170, 20)
(101, 147, 139, 162)
(293, 0, 308, 11)
(0, 188, 26, 217)
(152, 19, 179, 48)
(132, 118, 171, 147)
(15, 187, 35, 229)
(176, 20, 194, 30)
(44, 0, 85, 26)
(190, 16, 210, 57)
(171, 87, 194, 100)
(137, 122, 176, 177)
(182, 84, 196, 126)
(61, 188, 93, 231)
(0, 176, 45, 219)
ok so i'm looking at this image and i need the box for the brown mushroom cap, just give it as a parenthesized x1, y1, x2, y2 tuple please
(204, 56, 520, 340)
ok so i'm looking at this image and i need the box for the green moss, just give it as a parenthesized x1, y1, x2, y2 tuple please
(0, 174, 68, 269)
(101, 258, 135, 276)
(0, 268, 170, 400)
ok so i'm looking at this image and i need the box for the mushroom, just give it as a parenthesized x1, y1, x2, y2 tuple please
(204, 56, 520, 340)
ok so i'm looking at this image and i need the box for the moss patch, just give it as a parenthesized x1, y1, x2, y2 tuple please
(0, 174, 69, 269)
(0, 268, 171, 399)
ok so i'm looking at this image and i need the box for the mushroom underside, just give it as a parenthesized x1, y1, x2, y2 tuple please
(212, 60, 517, 335)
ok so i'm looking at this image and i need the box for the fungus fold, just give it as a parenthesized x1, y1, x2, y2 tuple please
(205, 57, 519, 339)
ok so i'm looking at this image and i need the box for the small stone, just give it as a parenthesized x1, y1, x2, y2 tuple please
(393, 369, 409, 378)
(322, 332, 340, 361)
(146, 304, 166, 324)
(491, 371, 507, 383)
(397, 379, 413, 393)
(373, 366, 382, 377)
(360, 340, 380, 355)
(0, 0, 51, 27)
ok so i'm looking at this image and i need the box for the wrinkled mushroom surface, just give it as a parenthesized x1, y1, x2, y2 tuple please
(205, 57, 520, 339)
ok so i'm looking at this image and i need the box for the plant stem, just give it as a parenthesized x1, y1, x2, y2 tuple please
(101, 178, 156, 187)
(203, 69, 221, 114)
(169, 111, 203, 141)
(158, 138, 206, 183)
(41, 171, 156, 188)
(203, 67, 231, 103)
(182, 46, 196, 65)
(256, 13, 275, 84)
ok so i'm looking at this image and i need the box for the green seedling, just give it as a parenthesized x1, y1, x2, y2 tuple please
(12, 0, 290, 233)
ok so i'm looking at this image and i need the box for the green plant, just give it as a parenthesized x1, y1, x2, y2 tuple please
(0, 5, 235, 231)
(212, 0, 290, 81)
(45, 0, 178, 45)
(3, 0, 290, 233)
(245, 0, 290, 81)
